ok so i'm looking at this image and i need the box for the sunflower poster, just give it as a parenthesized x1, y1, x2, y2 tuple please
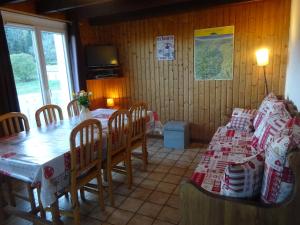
(194, 26, 234, 80)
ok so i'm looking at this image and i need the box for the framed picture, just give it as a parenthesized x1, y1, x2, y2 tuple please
(194, 26, 234, 80)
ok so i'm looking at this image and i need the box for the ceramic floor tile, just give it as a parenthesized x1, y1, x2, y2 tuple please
(107, 209, 134, 225)
(166, 195, 180, 209)
(140, 179, 159, 190)
(163, 174, 183, 184)
(104, 194, 126, 207)
(129, 187, 152, 200)
(168, 167, 186, 176)
(147, 172, 166, 181)
(156, 182, 177, 193)
(138, 202, 163, 218)
(89, 205, 115, 221)
(152, 219, 175, 225)
(119, 197, 144, 212)
(127, 214, 154, 225)
(157, 206, 181, 224)
(147, 191, 170, 205)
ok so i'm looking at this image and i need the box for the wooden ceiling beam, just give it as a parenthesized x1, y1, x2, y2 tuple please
(87, 0, 259, 25)
(0, 0, 27, 5)
(36, 0, 112, 13)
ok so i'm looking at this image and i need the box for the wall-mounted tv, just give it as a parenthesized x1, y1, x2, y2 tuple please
(86, 45, 119, 67)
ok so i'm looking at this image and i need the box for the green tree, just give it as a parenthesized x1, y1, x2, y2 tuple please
(10, 53, 38, 82)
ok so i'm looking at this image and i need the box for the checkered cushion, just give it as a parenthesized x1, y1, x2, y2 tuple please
(191, 151, 250, 194)
(220, 152, 265, 198)
(253, 93, 278, 130)
(208, 126, 255, 155)
(252, 111, 291, 151)
(227, 108, 257, 132)
(261, 135, 295, 203)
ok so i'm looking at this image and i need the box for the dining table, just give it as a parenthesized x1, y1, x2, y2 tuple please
(0, 108, 162, 224)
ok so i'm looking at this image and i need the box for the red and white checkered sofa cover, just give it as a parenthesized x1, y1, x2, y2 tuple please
(191, 93, 299, 202)
(191, 126, 256, 195)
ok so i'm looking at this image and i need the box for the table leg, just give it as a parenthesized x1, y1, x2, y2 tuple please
(0, 176, 8, 221)
(50, 200, 63, 225)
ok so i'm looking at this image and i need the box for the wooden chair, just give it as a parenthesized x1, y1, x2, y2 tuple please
(104, 110, 132, 206)
(0, 112, 40, 215)
(67, 99, 81, 118)
(35, 104, 63, 127)
(129, 102, 148, 170)
(54, 119, 105, 225)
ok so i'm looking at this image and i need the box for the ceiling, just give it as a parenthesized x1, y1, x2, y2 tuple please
(2, 0, 260, 25)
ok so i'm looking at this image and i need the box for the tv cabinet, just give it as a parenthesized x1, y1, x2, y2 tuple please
(88, 66, 121, 79)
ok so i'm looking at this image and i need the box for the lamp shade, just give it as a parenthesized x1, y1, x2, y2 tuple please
(107, 98, 114, 107)
(256, 48, 269, 66)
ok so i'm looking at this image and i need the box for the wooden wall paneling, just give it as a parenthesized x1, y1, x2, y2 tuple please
(244, 3, 253, 109)
(279, 0, 290, 94)
(163, 19, 170, 122)
(173, 15, 179, 121)
(187, 13, 193, 124)
(168, 18, 174, 121)
(250, 3, 260, 109)
(177, 16, 184, 122)
(87, 0, 290, 141)
(225, 6, 233, 116)
(183, 14, 189, 122)
(153, 18, 161, 119)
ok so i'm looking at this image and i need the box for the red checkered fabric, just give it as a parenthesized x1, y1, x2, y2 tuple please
(191, 150, 251, 194)
(220, 152, 265, 198)
(261, 135, 295, 203)
(208, 126, 255, 155)
(252, 112, 291, 151)
(227, 108, 257, 132)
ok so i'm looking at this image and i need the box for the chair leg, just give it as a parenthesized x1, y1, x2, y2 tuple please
(79, 188, 86, 201)
(71, 189, 80, 225)
(0, 178, 8, 221)
(107, 169, 114, 207)
(5, 177, 16, 207)
(142, 137, 148, 170)
(37, 187, 46, 219)
(26, 183, 37, 214)
(125, 153, 133, 189)
(50, 200, 62, 225)
(96, 173, 105, 210)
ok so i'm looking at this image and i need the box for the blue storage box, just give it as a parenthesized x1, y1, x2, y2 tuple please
(164, 121, 189, 150)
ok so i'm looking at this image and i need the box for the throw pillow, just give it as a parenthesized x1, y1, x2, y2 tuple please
(286, 117, 300, 148)
(253, 93, 277, 130)
(220, 152, 265, 198)
(261, 135, 295, 203)
(252, 102, 291, 151)
(226, 108, 257, 132)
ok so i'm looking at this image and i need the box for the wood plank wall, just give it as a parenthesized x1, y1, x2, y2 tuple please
(85, 0, 291, 141)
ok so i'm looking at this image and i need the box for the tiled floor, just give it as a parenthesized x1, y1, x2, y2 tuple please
(3, 138, 206, 225)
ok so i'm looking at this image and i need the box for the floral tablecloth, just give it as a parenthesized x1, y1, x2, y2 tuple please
(0, 108, 161, 207)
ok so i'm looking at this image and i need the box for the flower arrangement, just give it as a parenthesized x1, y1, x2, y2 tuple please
(73, 90, 92, 108)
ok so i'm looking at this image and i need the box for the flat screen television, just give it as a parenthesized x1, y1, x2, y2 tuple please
(86, 45, 119, 67)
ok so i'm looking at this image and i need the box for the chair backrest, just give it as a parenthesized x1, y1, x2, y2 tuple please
(70, 119, 103, 179)
(67, 99, 81, 118)
(0, 112, 30, 136)
(129, 102, 147, 141)
(107, 110, 132, 160)
(35, 104, 63, 127)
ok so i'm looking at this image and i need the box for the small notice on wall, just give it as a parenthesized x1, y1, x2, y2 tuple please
(156, 35, 175, 61)
(194, 26, 234, 80)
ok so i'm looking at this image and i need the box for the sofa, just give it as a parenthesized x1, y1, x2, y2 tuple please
(180, 94, 300, 225)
